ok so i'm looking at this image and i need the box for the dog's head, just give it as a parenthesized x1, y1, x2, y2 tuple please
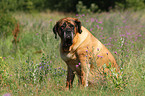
(53, 17, 82, 50)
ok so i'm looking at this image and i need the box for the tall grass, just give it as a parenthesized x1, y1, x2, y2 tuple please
(0, 11, 145, 95)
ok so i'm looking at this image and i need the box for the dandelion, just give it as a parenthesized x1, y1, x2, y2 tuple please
(0, 56, 3, 61)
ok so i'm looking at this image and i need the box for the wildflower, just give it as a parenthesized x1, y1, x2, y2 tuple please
(100, 56, 103, 58)
(97, 48, 99, 51)
(98, 21, 102, 24)
(86, 50, 88, 52)
(95, 19, 98, 22)
(76, 14, 79, 16)
(3, 93, 11, 96)
(90, 28, 93, 31)
(91, 18, 95, 22)
(109, 37, 112, 39)
(114, 51, 117, 54)
(82, 14, 85, 16)
(106, 52, 108, 55)
(50, 19, 52, 22)
(76, 65, 79, 67)
(96, 25, 99, 29)
(78, 63, 81, 65)
(0, 56, 3, 61)
(101, 27, 103, 30)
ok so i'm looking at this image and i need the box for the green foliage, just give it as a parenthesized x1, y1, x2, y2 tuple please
(0, 57, 9, 87)
(0, 0, 17, 12)
(126, 0, 145, 10)
(116, 0, 145, 11)
(102, 63, 129, 90)
(0, 12, 17, 38)
(19, 53, 66, 84)
(76, 1, 99, 14)
(0, 0, 145, 12)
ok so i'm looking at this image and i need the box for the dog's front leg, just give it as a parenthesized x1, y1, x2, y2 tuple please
(66, 66, 75, 90)
(79, 56, 90, 87)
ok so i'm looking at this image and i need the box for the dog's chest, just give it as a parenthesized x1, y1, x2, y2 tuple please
(60, 52, 76, 61)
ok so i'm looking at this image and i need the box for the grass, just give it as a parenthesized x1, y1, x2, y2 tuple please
(0, 10, 145, 96)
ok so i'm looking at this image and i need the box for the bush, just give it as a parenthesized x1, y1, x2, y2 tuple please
(76, 1, 99, 14)
(115, 0, 145, 11)
(0, 12, 17, 38)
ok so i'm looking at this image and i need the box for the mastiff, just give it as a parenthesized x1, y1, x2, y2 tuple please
(53, 17, 119, 89)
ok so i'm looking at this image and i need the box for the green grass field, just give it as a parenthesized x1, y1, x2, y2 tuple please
(0, 10, 145, 96)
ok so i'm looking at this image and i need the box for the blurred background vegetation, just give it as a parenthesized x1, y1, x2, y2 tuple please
(0, 0, 145, 39)
(0, 0, 145, 13)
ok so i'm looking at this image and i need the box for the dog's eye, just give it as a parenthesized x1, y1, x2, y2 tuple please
(61, 26, 64, 29)
(70, 25, 74, 29)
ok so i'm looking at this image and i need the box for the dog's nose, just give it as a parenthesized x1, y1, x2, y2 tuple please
(66, 35, 71, 39)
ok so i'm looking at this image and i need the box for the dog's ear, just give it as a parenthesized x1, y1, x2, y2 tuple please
(53, 22, 59, 39)
(75, 19, 82, 34)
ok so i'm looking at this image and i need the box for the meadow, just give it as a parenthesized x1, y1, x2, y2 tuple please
(0, 10, 145, 96)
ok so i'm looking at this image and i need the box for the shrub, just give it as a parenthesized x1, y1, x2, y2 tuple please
(0, 12, 17, 38)
(76, 1, 99, 14)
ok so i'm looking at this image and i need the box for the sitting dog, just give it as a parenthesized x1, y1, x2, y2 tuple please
(53, 17, 119, 89)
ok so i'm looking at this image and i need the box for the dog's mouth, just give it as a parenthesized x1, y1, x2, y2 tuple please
(63, 38, 73, 51)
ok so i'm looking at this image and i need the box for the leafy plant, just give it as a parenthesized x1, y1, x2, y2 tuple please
(0, 57, 9, 87)
(0, 12, 17, 38)
(76, 1, 99, 14)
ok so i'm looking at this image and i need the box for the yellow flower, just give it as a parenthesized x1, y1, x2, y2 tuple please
(0, 56, 3, 61)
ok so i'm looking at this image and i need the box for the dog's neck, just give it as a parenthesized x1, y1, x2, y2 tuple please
(69, 26, 88, 52)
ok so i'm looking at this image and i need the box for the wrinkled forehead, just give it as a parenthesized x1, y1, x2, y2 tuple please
(58, 18, 75, 26)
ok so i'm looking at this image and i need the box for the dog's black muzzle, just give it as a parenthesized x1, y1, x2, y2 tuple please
(62, 30, 73, 50)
